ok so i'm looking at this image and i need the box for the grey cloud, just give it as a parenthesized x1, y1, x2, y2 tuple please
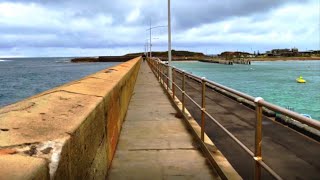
(0, 0, 317, 56)
(0, 25, 59, 35)
(226, 24, 271, 35)
(1, 0, 308, 29)
(1, 0, 139, 25)
(171, 0, 308, 29)
(0, 29, 145, 49)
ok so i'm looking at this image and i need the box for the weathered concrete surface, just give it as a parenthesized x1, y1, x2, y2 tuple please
(0, 154, 49, 180)
(0, 57, 141, 179)
(107, 61, 220, 180)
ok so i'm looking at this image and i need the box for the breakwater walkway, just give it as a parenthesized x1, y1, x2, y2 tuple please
(107, 62, 220, 179)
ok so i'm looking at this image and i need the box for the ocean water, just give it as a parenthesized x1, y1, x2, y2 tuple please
(172, 60, 320, 120)
(0, 57, 120, 107)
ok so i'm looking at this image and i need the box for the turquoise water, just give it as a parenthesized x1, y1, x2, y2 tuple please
(172, 61, 320, 120)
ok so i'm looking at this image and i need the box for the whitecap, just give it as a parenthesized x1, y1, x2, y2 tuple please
(55, 60, 70, 63)
(0, 59, 11, 62)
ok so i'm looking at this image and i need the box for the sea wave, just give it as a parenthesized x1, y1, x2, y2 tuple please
(55, 58, 71, 63)
(55, 60, 70, 63)
(0, 59, 11, 62)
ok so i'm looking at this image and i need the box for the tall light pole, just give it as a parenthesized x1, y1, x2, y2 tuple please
(168, 0, 172, 88)
(149, 21, 152, 59)
(144, 42, 147, 56)
(145, 39, 149, 56)
(146, 24, 167, 59)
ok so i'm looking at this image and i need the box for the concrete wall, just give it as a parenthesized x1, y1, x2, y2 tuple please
(0, 57, 142, 179)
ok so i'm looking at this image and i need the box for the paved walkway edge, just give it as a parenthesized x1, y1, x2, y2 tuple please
(148, 61, 242, 180)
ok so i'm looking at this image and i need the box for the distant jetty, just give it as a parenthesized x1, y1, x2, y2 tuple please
(198, 59, 251, 65)
(198, 59, 233, 65)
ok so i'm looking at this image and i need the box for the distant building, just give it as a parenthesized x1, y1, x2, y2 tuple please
(292, 48, 298, 53)
(299, 50, 313, 57)
(267, 48, 299, 57)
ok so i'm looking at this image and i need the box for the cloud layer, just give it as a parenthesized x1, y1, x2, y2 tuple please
(0, 0, 318, 57)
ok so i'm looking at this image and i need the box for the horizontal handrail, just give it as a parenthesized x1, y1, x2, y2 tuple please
(151, 58, 281, 179)
(162, 61, 319, 129)
(259, 100, 320, 130)
(148, 58, 319, 180)
(171, 65, 256, 101)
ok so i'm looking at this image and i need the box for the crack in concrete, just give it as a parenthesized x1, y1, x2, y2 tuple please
(86, 76, 116, 81)
(0, 89, 104, 115)
(0, 142, 41, 150)
(128, 147, 196, 151)
(86, 77, 105, 80)
(0, 89, 75, 115)
(0, 102, 36, 115)
(59, 90, 104, 99)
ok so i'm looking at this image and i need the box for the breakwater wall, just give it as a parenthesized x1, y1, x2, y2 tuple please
(0, 57, 142, 179)
(71, 55, 139, 63)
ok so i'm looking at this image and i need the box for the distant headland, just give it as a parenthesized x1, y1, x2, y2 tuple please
(217, 48, 320, 61)
(71, 48, 320, 63)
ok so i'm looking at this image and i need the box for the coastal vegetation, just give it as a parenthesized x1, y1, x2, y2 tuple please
(126, 49, 207, 61)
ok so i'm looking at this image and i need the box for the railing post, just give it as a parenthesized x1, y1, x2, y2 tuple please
(159, 62, 161, 82)
(157, 61, 160, 81)
(182, 70, 186, 114)
(155, 61, 157, 77)
(152, 60, 155, 72)
(159, 61, 162, 83)
(162, 63, 164, 85)
(156, 61, 158, 80)
(160, 63, 162, 84)
(151, 60, 153, 71)
(254, 97, 263, 180)
(172, 68, 175, 99)
(201, 77, 206, 141)
(166, 65, 169, 91)
(161, 63, 164, 84)
(156, 61, 158, 78)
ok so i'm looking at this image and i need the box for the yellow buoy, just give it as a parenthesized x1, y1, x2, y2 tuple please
(296, 76, 306, 83)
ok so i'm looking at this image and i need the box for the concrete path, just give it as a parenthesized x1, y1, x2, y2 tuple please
(107, 62, 220, 180)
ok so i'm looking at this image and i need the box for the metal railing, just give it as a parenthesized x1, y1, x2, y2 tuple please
(147, 58, 320, 180)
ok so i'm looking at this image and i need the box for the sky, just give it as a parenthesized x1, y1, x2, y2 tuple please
(0, 0, 319, 57)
